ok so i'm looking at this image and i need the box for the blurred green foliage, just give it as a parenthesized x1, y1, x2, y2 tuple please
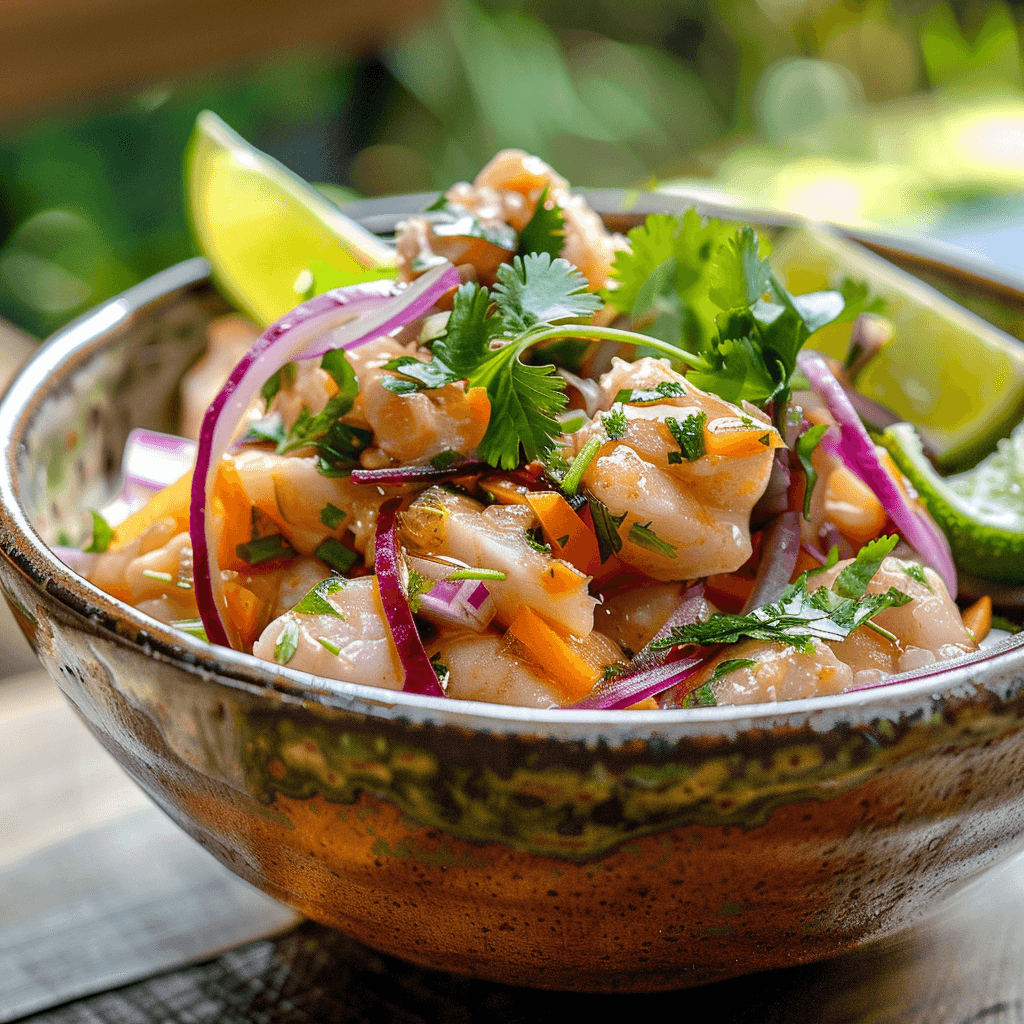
(5, 0, 1024, 338)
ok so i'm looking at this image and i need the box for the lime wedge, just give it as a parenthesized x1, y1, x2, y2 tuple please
(185, 111, 397, 326)
(772, 226, 1024, 471)
(881, 421, 1024, 583)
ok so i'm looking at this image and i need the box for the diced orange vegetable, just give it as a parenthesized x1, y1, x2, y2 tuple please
(540, 559, 586, 596)
(704, 572, 755, 614)
(790, 549, 822, 582)
(962, 595, 992, 644)
(479, 476, 533, 505)
(525, 491, 601, 575)
(506, 606, 600, 701)
(467, 386, 491, 426)
(224, 579, 264, 647)
(213, 460, 255, 570)
(823, 466, 887, 546)
(112, 470, 193, 549)
(704, 421, 785, 458)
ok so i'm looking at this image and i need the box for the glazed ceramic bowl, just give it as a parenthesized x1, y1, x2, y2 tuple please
(3, 203, 1024, 993)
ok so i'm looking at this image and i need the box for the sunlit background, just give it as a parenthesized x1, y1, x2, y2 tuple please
(4, 0, 1024, 339)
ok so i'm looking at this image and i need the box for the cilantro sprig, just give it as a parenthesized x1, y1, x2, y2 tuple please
(653, 536, 911, 654)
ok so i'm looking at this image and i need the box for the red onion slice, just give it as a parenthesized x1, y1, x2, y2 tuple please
(191, 263, 460, 648)
(742, 511, 802, 612)
(797, 350, 957, 597)
(350, 459, 488, 487)
(374, 498, 446, 697)
(568, 584, 709, 710)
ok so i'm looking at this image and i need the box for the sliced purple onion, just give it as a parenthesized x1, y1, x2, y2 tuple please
(742, 511, 802, 612)
(374, 498, 446, 697)
(191, 263, 461, 648)
(568, 584, 710, 710)
(797, 350, 957, 598)
(751, 450, 792, 521)
(103, 429, 197, 522)
(418, 579, 497, 631)
(54, 546, 98, 575)
(350, 458, 488, 487)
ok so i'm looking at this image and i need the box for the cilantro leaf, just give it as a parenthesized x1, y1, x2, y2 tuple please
(901, 563, 932, 591)
(84, 510, 114, 553)
(587, 495, 626, 563)
(293, 577, 347, 617)
(654, 536, 910, 654)
(666, 413, 706, 463)
(274, 621, 300, 664)
(835, 278, 887, 323)
(431, 281, 505, 377)
(796, 423, 829, 519)
(277, 350, 359, 456)
(628, 521, 678, 558)
(381, 355, 459, 394)
(681, 681, 717, 707)
(493, 254, 601, 332)
(517, 185, 564, 259)
(710, 658, 759, 683)
(602, 406, 627, 440)
(708, 225, 772, 311)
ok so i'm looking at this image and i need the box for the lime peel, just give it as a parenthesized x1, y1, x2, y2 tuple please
(881, 422, 1024, 585)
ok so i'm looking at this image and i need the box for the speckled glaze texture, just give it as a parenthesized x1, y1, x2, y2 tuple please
(4, 244, 1024, 992)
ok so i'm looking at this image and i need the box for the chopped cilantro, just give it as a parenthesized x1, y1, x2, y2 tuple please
(317, 637, 341, 656)
(241, 416, 286, 446)
(587, 495, 626, 563)
(430, 450, 465, 470)
(614, 381, 687, 405)
(406, 568, 434, 613)
(274, 621, 300, 664)
(277, 350, 365, 474)
(666, 413, 706, 463)
(517, 185, 565, 259)
(429, 654, 451, 690)
(654, 536, 910, 654)
(315, 539, 359, 573)
(628, 521, 678, 559)
(84, 510, 114, 554)
(236, 533, 294, 565)
(602, 406, 628, 440)
(381, 355, 460, 395)
(293, 577, 347, 617)
(900, 563, 932, 591)
(796, 424, 829, 519)
(681, 682, 717, 707)
(709, 658, 759, 683)
(525, 529, 552, 555)
(261, 362, 296, 405)
(319, 503, 347, 530)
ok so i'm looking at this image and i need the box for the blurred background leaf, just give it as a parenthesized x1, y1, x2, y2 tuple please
(7, 0, 1024, 338)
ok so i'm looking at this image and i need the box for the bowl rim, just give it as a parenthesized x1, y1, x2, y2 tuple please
(3, 195, 1024, 743)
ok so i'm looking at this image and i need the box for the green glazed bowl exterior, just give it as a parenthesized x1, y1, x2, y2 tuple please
(3, 219, 1024, 991)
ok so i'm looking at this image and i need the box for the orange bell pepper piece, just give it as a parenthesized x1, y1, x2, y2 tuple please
(525, 491, 600, 576)
(112, 470, 193, 550)
(505, 606, 600, 701)
(704, 420, 785, 459)
(224, 579, 265, 648)
(212, 460, 255, 571)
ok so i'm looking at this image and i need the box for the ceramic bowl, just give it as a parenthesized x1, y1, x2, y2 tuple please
(3, 203, 1024, 993)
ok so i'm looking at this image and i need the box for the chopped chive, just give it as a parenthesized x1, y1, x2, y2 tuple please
(236, 533, 295, 565)
(315, 538, 359, 573)
(172, 618, 208, 642)
(319, 502, 347, 529)
(445, 568, 507, 581)
(84, 510, 114, 554)
(141, 569, 173, 583)
(317, 636, 341, 656)
(275, 621, 300, 664)
(562, 435, 602, 496)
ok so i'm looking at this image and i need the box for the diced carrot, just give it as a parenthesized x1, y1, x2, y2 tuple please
(540, 559, 586, 596)
(213, 460, 254, 571)
(505, 606, 600, 701)
(467, 386, 491, 426)
(704, 572, 755, 614)
(526, 491, 601, 575)
(704, 422, 785, 459)
(962, 595, 992, 644)
(112, 470, 193, 550)
(224, 579, 265, 647)
(479, 476, 533, 505)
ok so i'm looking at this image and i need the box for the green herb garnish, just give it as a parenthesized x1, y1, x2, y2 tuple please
(666, 412, 706, 463)
(319, 503, 347, 530)
(587, 495, 626, 563)
(84, 511, 114, 554)
(900, 563, 932, 591)
(654, 536, 910, 654)
(315, 539, 358, 573)
(562, 435, 602, 495)
(796, 424, 829, 519)
(293, 578, 347, 618)
(517, 185, 564, 259)
(628, 521, 678, 558)
(236, 533, 294, 565)
(602, 407, 627, 440)
(274, 620, 300, 664)
(681, 682, 717, 707)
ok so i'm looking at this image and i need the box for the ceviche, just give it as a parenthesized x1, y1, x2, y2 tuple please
(67, 145, 1018, 711)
